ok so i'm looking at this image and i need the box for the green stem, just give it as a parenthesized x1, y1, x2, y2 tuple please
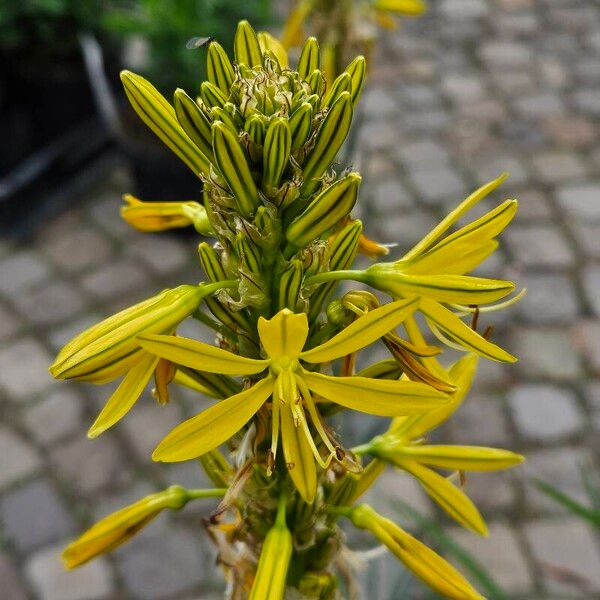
(305, 269, 367, 286)
(201, 279, 239, 294)
(186, 488, 227, 500)
(323, 505, 353, 518)
(349, 443, 372, 456)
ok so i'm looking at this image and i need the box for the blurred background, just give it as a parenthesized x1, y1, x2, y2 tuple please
(1, 0, 600, 599)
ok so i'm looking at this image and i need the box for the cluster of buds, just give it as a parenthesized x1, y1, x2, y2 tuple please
(52, 21, 524, 600)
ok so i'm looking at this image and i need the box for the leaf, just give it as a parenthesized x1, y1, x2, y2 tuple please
(153, 377, 274, 462)
(302, 371, 448, 416)
(88, 352, 159, 438)
(420, 300, 516, 363)
(301, 297, 419, 363)
(532, 479, 600, 528)
(400, 461, 488, 535)
(138, 334, 269, 375)
(281, 403, 317, 503)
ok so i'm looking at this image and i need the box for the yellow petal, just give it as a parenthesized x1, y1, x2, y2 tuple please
(88, 352, 159, 438)
(120, 196, 207, 232)
(394, 353, 478, 438)
(366, 266, 515, 305)
(420, 299, 516, 362)
(400, 445, 524, 471)
(138, 334, 269, 375)
(300, 298, 419, 364)
(249, 499, 293, 599)
(400, 461, 487, 535)
(402, 173, 508, 262)
(63, 485, 188, 568)
(302, 371, 448, 416)
(257, 309, 309, 360)
(373, 0, 427, 16)
(281, 403, 317, 503)
(152, 377, 274, 462)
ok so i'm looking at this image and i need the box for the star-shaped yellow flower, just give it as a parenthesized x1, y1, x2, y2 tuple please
(138, 297, 448, 502)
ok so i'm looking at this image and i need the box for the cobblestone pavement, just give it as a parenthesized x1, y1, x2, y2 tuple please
(2, 1, 600, 598)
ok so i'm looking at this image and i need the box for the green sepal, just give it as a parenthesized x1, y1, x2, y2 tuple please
(288, 173, 361, 247)
(306, 69, 325, 97)
(263, 117, 292, 193)
(289, 102, 313, 153)
(200, 81, 227, 109)
(173, 89, 213, 160)
(198, 242, 228, 282)
(345, 56, 367, 108)
(300, 92, 353, 198)
(298, 37, 320, 80)
(244, 114, 267, 146)
(211, 121, 260, 217)
(120, 71, 211, 177)
(234, 20, 263, 67)
(278, 259, 304, 311)
(323, 72, 352, 108)
(207, 41, 235, 95)
(236, 233, 262, 273)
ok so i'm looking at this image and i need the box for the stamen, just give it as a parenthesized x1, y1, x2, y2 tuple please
(450, 288, 527, 315)
(427, 320, 467, 352)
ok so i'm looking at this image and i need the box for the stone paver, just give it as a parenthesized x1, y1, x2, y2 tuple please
(26, 542, 114, 600)
(2, 2, 600, 599)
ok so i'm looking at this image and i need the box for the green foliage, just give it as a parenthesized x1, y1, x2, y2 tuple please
(0, 0, 106, 58)
(102, 0, 273, 94)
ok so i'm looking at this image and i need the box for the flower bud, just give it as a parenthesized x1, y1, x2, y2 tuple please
(345, 56, 367, 107)
(206, 40, 235, 94)
(278, 259, 304, 310)
(298, 37, 320, 80)
(173, 88, 214, 160)
(50, 285, 206, 383)
(234, 20, 263, 68)
(263, 117, 292, 194)
(200, 81, 227, 109)
(322, 71, 352, 108)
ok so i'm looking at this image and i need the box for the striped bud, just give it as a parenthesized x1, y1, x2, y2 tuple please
(212, 121, 260, 217)
(263, 117, 291, 193)
(198, 242, 228, 282)
(211, 106, 239, 134)
(207, 41, 235, 95)
(173, 89, 213, 160)
(244, 114, 266, 146)
(234, 20, 263, 68)
(200, 81, 227, 109)
(120, 71, 210, 177)
(323, 72, 352, 108)
(257, 31, 288, 68)
(345, 56, 367, 108)
(289, 102, 313, 153)
(236, 233, 262, 273)
(50, 285, 206, 383)
(287, 173, 361, 247)
(278, 259, 304, 310)
(308, 220, 363, 320)
(300, 92, 353, 198)
(248, 500, 292, 600)
(298, 37, 320, 80)
(204, 296, 254, 334)
(306, 69, 325, 97)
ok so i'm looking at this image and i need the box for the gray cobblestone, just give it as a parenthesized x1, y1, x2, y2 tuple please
(524, 519, 600, 594)
(556, 181, 600, 221)
(408, 167, 467, 205)
(80, 261, 149, 301)
(26, 541, 114, 600)
(23, 388, 84, 447)
(582, 264, 600, 316)
(126, 234, 191, 276)
(0, 553, 28, 600)
(514, 94, 565, 119)
(0, 302, 21, 341)
(512, 327, 582, 380)
(508, 384, 583, 441)
(531, 151, 587, 184)
(0, 251, 49, 297)
(0, 337, 54, 400)
(504, 224, 575, 269)
(18, 280, 88, 327)
(370, 179, 413, 214)
(0, 479, 75, 553)
(0, 427, 41, 490)
(517, 273, 580, 324)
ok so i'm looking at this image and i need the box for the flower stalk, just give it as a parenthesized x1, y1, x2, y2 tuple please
(51, 20, 524, 600)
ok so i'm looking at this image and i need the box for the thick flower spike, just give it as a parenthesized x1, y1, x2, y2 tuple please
(51, 21, 523, 600)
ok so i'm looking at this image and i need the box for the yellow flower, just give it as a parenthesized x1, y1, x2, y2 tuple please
(357, 354, 523, 535)
(138, 298, 449, 502)
(346, 504, 484, 600)
(249, 495, 292, 600)
(373, 0, 427, 17)
(120, 195, 212, 234)
(50, 283, 222, 437)
(63, 486, 224, 568)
